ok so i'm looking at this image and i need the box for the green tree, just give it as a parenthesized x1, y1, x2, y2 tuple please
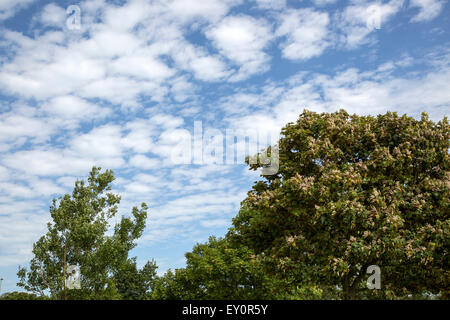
(0, 291, 48, 300)
(228, 110, 449, 299)
(114, 258, 157, 300)
(152, 236, 323, 300)
(17, 167, 155, 300)
(151, 237, 273, 299)
(182, 237, 270, 299)
(151, 268, 200, 300)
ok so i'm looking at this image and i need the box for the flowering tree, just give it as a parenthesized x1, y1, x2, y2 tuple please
(229, 110, 449, 299)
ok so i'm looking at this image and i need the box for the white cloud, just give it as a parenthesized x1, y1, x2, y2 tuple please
(149, 191, 242, 221)
(56, 176, 79, 188)
(41, 95, 110, 120)
(0, 166, 10, 181)
(75, 29, 142, 59)
(0, 210, 49, 267)
(0, 105, 56, 149)
(2, 150, 95, 176)
(69, 125, 124, 159)
(0, 45, 107, 100)
(79, 76, 168, 108)
(276, 8, 330, 60)
(0, 0, 245, 108)
(317, 64, 450, 118)
(200, 218, 230, 228)
(39, 3, 66, 28)
(122, 120, 157, 154)
(110, 53, 175, 81)
(0, 0, 35, 21)
(170, 76, 197, 102)
(124, 180, 159, 195)
(28, 178, 65, 197)
(222, 54, 450, 145)
(1, 111, 190, 178)
(0, 181, 34, 199)
(312, 0, 339, 5)
(409, 0, 445, 22)
(335, 0, 403, 48)
(129, 155, 161, 170)
(102, 0, 152, 32)
(151, 114, 185, 129)
(171, 42, 231, 81)
(206, 15, 273, 80)
(166, 0, 235, 23)
(252, 0, 286, 10)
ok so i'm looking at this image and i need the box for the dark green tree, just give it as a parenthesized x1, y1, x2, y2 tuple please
(151, 237, 274, 299)
(151, 268, 200, 300)
(114, 259, 157, 300)
(152, 236, 324, 300)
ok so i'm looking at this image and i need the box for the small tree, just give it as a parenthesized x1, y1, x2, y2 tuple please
(152, 237, 279, 300)
(229, 110, 449, 299)
(114, 258, 157, 300)
(17, 167, 155, 300)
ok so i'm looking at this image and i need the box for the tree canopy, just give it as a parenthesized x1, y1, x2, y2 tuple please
(228, 110, 449, 299)
(17, 167, 156, 300)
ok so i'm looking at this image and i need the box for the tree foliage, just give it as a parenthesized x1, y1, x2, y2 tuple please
(228, 110, 449, 299)
(152, 235, 333, 300)
(152, 237, 278, 299)
(0, 291, 48, 300)
(17, 167, 156, 300)
(114, 258, 157, 300)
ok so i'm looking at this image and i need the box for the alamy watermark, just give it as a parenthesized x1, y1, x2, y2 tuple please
(170, 121, 280, 175)
(66, 5, 81, 30)
(366, 265, 381, 290)
(65, 265, 81, 289)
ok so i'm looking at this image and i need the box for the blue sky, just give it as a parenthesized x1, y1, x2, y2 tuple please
(0, 0, 449, 293)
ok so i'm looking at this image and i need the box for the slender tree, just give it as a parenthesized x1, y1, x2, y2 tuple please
(17, 167, 154, 299)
